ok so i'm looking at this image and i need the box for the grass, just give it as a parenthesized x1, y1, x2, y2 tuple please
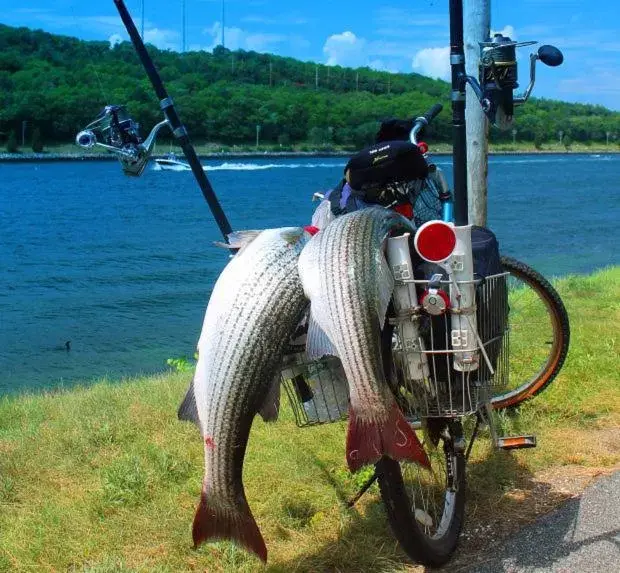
(0, 268, 618, 572)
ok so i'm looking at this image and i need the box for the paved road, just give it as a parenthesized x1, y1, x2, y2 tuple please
(462, 471, 620, 572)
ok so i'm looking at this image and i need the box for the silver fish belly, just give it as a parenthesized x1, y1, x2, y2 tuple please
(179, 227, 310, 562)
(299, 207, 430, 472)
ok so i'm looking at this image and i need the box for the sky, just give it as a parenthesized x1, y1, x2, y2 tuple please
(1, 0, 619, 111)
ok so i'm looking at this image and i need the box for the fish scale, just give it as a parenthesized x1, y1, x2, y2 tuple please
(179, 227, 310, 562)
(299, 207, 431, 472)
(204, 256, 300, 494)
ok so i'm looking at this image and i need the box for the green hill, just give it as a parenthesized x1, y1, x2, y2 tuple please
(1, 23, 619, 149)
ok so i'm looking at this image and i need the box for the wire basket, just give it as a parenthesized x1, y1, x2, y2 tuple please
(390, 272, 509, 419)
(281, 352, 349, 426)
(281, 273, 509, 427)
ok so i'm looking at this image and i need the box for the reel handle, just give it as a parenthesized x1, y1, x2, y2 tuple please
(538, 45, 564, 67)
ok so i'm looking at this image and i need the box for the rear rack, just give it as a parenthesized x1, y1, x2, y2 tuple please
(281, 273, 509, 427)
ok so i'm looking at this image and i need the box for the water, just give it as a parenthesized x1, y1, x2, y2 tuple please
(1, 154, 618, 394)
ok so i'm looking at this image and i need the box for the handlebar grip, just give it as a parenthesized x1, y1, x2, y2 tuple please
(423, 103, 443, 124)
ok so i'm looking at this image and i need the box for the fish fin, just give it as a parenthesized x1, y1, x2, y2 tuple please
(279, 227, 305, 246)
(213, 240, 233, 250)
(345, 403, 430, 473)
(306, 312, 339, 360)
(376, 251, 395, 327)
(213, 230, 263, 253)
(258, 375, 281, 422)
(192, 492, 267, 563)
(177, 380, 200, 427)
(226, 230, 263, 249)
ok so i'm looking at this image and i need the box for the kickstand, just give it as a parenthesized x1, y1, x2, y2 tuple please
(465, 412, 483, 462)
(346, 471, 378, 508)
(465, 404, 499, 461)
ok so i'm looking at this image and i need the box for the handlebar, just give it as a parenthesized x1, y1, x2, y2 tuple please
(410, 103, 444, 146)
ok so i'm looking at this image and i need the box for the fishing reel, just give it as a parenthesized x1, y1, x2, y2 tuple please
(76, 105, 170, 176)
(463, 34, 564, 129)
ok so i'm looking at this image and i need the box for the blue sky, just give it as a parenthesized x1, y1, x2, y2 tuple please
(1, 0, 619, 110)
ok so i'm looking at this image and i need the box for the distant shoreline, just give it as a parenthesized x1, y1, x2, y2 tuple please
(0, 149, 618, 163)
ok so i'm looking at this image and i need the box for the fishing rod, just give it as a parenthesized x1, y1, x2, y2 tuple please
(76, 0, 233, 240)
(447, 0, 563, 225)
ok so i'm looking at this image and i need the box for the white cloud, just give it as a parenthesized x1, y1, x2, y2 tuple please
(202, 22, 288, 53)
(323, 31, 367, 67)
(491, 25, 517, 40)
(108, 34, 122, 48)
(412, 47, 451, 80)
(144, 28, 179, 51)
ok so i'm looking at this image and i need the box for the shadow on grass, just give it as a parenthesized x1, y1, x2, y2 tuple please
(268, 444, 590, 572)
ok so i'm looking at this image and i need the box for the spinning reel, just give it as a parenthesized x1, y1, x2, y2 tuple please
(464, 33, 564, 128)
(76, 105, 170, 176)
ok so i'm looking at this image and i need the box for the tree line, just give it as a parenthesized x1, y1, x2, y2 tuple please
(1, 23, 619, 151)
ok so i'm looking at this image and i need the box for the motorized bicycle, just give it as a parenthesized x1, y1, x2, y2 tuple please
(76, 0, 569, 566)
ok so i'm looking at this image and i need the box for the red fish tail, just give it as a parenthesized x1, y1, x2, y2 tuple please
(346, 404, 430, 473)
(192, 492, 267, 563)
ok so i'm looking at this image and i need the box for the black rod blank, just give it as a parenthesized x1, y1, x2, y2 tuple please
(449, 0, 469, 226)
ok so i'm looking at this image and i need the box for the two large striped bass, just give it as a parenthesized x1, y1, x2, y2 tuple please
(299, 207, 430, 472)
(177, 227, 311, 562)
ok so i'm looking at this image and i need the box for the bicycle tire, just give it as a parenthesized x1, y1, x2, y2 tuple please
(491, 256, 570, 410)
(376, 420, 466, 567)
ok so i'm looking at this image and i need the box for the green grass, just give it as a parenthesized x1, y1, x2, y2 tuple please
(0, 268, 618, 572)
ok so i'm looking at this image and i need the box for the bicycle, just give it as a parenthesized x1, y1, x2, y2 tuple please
(282, 106, 570, 565)
(282, 33, 570, 567)
(76, 2, 570, 566)
(375, 105, 570, 567)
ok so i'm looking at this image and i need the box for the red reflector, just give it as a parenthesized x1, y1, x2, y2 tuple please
(417, 141, 429, 154)
(394, 203, 413, 219)
(414, 221, 456, 263)
(303, 225, 320, 236)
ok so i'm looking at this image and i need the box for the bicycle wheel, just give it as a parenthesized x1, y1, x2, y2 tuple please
(376, 419, 466, 567)
(491, 256, 570, 410)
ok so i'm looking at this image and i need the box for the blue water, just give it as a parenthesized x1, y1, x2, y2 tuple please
(1, 154, 619, 394)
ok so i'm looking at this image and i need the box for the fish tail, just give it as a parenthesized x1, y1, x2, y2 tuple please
(192, 492, 267, 563)
(346, 404, 430, 472)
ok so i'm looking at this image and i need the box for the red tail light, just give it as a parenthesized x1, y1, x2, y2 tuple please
(414, 220, 456, 263)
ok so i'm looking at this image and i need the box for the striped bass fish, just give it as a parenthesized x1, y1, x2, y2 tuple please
(298, 207, 430, 472)
(178, 227, 311, 562)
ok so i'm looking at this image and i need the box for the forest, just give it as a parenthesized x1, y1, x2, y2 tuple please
(1, 23, 619, 150)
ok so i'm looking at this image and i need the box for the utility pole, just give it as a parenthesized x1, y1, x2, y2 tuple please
(558, 130, 564, 145)
(512, 128, 517, 144)
(464, 0, 490, 226)
(182, 0, 186, 52)
(222, 0, 225, 47)
(606, 131, 611, 146)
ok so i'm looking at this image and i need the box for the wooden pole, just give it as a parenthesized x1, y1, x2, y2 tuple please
(464, 0, 490, 226)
